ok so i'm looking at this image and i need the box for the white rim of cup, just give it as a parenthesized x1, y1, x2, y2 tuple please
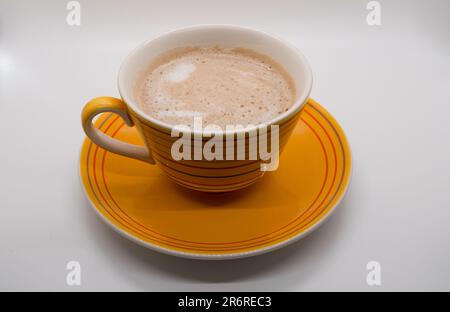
(117, 24, 313, 136)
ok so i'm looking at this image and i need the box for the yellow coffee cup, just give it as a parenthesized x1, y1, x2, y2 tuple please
(81, 25, 313, 192)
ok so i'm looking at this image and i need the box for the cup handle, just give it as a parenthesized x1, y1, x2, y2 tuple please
(81, 96, 155, 164)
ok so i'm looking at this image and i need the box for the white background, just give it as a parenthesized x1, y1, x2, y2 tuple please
(0, 0, 449, 291)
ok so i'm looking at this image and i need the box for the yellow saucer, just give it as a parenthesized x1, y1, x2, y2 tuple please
(79, 99, 351, 259)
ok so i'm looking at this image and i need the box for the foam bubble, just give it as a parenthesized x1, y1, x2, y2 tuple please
(157, 110, 205, 118)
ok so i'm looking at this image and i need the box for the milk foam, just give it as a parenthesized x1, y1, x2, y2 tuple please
(166, 62, 196, 82)
(137, 46, 296, 127)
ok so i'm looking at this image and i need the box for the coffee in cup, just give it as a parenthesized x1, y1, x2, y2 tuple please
(135, 46, 296, 128)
